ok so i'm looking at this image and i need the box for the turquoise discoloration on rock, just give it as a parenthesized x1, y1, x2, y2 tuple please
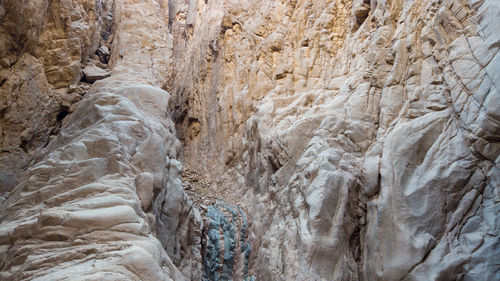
(204, 205, 223, 280)
(203, 203, 255, 281)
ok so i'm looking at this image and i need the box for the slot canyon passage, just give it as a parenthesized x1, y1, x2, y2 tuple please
(0, 0, 499, 280)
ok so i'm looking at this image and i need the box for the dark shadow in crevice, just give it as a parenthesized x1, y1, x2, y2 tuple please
(353, 0, 371, 32)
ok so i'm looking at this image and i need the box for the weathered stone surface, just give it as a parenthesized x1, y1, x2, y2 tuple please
(97, 45, 111, 64)
(83, 64, 111, 82)
(154, 158, 204, 280)
(0, 0, 113, 195)
(1, 0, 499, 280)
(0, 53, 59, 193)
(33, 0, 113, 89)
(136, 172, 155, 211)
(0, 0, 194, 280)
(168, 0, 500, 280)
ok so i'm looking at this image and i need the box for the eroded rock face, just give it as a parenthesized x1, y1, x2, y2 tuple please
(0, 0, 499, 280)
(0, 0, 196, 280)
(168, 0, 500, 280)
(202, 203, 254, 281)
(0, 0, 113, 194)
(0, 53, 59, 193)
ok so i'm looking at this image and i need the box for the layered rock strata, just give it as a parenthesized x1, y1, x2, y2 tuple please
(0, 0, 113, 194)
(202, 203, 253, 281)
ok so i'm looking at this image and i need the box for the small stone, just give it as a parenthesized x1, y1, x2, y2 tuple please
(97, 45, 110, 63)
(82, 64, 111, 82)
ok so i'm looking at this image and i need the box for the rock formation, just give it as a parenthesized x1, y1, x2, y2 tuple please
(0, 0, 499, 280)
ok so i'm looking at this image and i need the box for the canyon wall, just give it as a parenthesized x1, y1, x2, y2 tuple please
(0, 0, 499, 280)
(169, 0, 500, 280)
(0, 0, 196, 280)
(0, 0, 114, 194)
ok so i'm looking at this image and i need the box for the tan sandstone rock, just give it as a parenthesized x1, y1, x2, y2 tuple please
(0, 0, 499, 280)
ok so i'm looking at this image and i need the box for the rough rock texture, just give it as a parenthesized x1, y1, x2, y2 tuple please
(0, 53, 59, 194)
(0, 0, 197, 280)
(0, 0, 113, 194)
(83, 64, 111, 82)
(1, 0, 499, 280)
(169, 0, 500, 280)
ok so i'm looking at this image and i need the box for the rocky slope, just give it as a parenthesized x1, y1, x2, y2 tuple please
(1, 0, 499, 280)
